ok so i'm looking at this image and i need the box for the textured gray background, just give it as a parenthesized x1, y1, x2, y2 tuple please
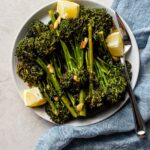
(0, 0, 112, 149)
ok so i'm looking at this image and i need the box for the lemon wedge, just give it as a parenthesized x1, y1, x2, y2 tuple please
(57, 0, 80, 19)
(23, 87, 46, 107)
(106, 31, 124, 57)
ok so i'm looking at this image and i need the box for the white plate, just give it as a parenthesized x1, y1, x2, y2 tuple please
(11, 0, 140, 126)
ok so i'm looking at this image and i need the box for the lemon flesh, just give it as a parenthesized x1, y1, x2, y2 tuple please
(23, 87, 46, 107)
(106, 32, 124, 57)
(57, 0, 80, 19)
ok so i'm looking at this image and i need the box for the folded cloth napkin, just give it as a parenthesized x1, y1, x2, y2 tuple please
(35, 0, 150, 149)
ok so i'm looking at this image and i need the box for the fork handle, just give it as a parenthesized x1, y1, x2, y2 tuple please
(120, 57, 146, 137)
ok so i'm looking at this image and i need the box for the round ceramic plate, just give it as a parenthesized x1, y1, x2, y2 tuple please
(12, 0, 140, 126)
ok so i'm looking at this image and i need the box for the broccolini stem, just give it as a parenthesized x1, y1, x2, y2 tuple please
(98, 31, 108, 51)
(37, 58, 78, 117)
(49, 11, 80, 73)
(60, 40, 76, 72)
(88, 23, 93, 75)
(98, 31, 112, 60)
(48, 70, 78, 117)
(61, 95, 78, 118)
(38, 81, 59, 116)
(47, 64, 62, 96)
(52, 56, 62, 78)
(88, 23, 93, 74)
(79, 89, 86, 116)
(36, 57, 48, 73)
(36, 58, 62, 95)
(85, 50, 89, 70)
(43, 92, 59, 116)
(48, 10, 60, 36)
(88, 22, 94, 92)
(94, 59, 108, 87)
(49, 10, 81, 74)
(72, 39, 84, 69)
(48, 10, 56, 23)
(48, 74, 62, 96)
(67, 92, 76, 110)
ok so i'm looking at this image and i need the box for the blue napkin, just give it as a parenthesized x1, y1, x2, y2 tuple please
(35, 0, 150, 149)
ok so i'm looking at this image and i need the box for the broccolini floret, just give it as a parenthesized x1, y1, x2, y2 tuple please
(80, 6, 113, 38)
(35, 30, 59, 57)
(60, 40, 88, 92)
(17, 61, 44, 87)
(86, 22, 104, 109)
(94, 58, 127, 103)
(45, 101, 71, 124)
(58, 7, 113, 41)
(26, 20, 49, 37)
(16, 37, 36, 62)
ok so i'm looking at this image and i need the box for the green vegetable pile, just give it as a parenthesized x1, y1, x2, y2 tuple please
(16, 6, 132, 124)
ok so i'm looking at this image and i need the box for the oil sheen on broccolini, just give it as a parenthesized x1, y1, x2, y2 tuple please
(15, 6, 131, 124)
